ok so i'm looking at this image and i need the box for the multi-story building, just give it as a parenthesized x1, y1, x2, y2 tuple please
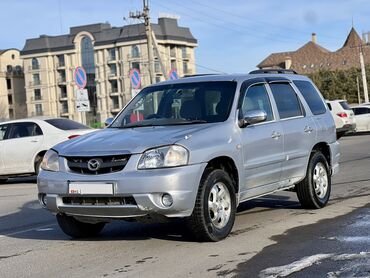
(20, 17, 197, 125)
(257, 27, 370, 74)
(0, 49, 26, 120)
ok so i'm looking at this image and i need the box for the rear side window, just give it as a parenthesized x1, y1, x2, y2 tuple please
(45, 119, 90, 130)
(339, 101, 351, 110)
(293, 80, 327, 115)
(353, 107, 370, 115)
(8, 122, 43, 139)
(326, 103, 332, 111)
(270, 83, 303, 119)
(0, 124, 9, 140)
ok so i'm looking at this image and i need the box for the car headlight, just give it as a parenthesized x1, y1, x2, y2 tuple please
(41, 149, 60, 172)
(138, 145, 189, 169)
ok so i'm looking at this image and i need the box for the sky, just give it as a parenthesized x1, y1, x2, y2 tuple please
(1, 0, 370, 74)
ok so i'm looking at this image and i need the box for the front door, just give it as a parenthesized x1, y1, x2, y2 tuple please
(239, 82, 284, 196)
(0, 124, 10, 175)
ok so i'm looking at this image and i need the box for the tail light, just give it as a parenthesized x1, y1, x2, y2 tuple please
(68, 135, 80, 140)
(337, 112, 348, 118)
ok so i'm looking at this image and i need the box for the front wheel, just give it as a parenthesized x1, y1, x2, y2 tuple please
(56, 214, 105, 238)
(187, 169, 236, 242)
(296, 152, 331, 209)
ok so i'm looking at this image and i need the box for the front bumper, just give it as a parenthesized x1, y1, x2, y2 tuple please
(38, 155, 207, 219)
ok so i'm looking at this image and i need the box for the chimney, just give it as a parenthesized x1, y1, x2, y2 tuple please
(285, 56, 292, 69)
(311, 33, 317, 44)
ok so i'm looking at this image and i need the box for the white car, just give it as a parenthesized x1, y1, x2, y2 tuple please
(0, 117, 94, 182)
(326, 100, 356, 138)
(351, 106, 370, 132)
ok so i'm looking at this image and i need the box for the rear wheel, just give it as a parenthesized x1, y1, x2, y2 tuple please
(187, 169, 236, 242)
(35, 157, 43, 175)
(56, 214, 105, 238)
(0, 179, 7, 184)
(296, 152, 331, 209)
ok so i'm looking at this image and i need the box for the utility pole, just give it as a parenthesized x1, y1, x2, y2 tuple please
(356, 76, 361, 104)
(359, 45, 369, 103)
(129, 0, 155, 85)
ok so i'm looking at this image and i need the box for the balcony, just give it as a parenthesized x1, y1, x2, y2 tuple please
(127, 53, 142, 60)
(182, 53, 191, 60)
(56, 62, 66, 69)
(58, 77, 66, 85)
(29, 81, 41, 87)
(31, 111, 44, 116)
(107, 56, 117, 63)
(111, 106, 121, 113)
(108, 72, 118, 79)
(30, 96, 42, 102)
(109, 90, 120, 96)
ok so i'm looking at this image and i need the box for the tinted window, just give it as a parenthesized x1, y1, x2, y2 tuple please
(0, 124, 9, 140)
(326, 102, 332, 111)
(353, 107, 370, 115)
(45, 119, 90, 130)
(293, 80, 326, 115)
(339, 101, 351, 110)
(8, 122, 43, 139)
(270, 83, 303, 119)
(241, 84, 273, 121)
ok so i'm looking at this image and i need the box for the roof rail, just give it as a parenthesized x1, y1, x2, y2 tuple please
(249, 69, 297, 75)
(182, 73, 220, 78)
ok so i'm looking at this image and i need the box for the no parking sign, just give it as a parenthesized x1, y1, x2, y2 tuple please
(130, 68, 141, 89)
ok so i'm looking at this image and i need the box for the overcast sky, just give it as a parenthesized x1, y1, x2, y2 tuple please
(1, 0, 369, 73)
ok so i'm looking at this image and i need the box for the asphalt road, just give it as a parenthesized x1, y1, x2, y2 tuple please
(0, 134, 370, 278)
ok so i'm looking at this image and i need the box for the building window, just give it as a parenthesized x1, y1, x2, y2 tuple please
(58, 70, 66, 82)
(8, 94, 13, 105)
(11, 54, 15, 60)
(57, 55, 65, 67)
(32, 58, 39, 70)
(6, 65, 13, 73)
(61, 101, 68, 114)
(35, 104, 43, 116)
(108, 48, 116, 61)
(131, 45, 140, 58)
(155, 60, 160, 73)
(183, 62, 188, 74)
(109, 64, 117, 76)
(33, 74, 40, 85)
(110, 80, 118, 93)
(9, 109, 14, 119)
(171, 60, 177, 70)
(181, 46, 187, 59)
(132, 62, 140, 71)
(170, 45, 176, 57)
(34, 89, 41, 100)
(60, 86, 67, 98)
(6, 78, 11, 90)
(15, 65, 22, 74)
(111, 96, 119, 109)
(155, 76, 161, 83)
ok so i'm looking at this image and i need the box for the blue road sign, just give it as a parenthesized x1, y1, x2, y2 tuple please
(74, 66, 87, 89)
(169, 69, 179, 80)
(130, 68, 141, 89)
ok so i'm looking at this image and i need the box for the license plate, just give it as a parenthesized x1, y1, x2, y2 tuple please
(68, 183, 114, 195)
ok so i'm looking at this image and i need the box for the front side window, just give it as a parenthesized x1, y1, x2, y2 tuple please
(0, 124, 9, 141)
(8, 122, 42, 139)
(270, 83, 303, 119)
(293, 80, 326, 115)
(241, 84, 274, 122)
(110, 81, 237, 128)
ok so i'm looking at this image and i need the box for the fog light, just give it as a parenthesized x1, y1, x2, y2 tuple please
(38, 193, 47, 208)
(161, 193, 173, 207)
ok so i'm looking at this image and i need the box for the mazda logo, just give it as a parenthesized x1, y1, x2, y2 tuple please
(87, 159, 102, 171)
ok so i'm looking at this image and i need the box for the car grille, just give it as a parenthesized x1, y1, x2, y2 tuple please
(65, 155, 130, 175)
(62, 196, 137, 206)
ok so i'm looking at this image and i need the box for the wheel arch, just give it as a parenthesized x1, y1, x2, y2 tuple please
(33, 150, 47, 171)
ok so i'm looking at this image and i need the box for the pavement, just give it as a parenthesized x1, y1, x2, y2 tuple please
(0, 133, 370, 278)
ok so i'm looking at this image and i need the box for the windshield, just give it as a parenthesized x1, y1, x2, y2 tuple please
(110, 81, 237, 128)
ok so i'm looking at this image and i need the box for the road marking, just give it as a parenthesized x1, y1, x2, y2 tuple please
(0, 223, 58, 239)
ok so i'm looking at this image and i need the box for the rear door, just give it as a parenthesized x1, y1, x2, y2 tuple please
(353, 107, 370, 131)
(2, 122, 44, 174)
(269, 82, 316, 184)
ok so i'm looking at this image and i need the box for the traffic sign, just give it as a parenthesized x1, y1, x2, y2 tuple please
(169, 69, 179, 80)
(74, 66, 87, 89)
(130, 68, 141, 89)
(75, 89, 90, 112)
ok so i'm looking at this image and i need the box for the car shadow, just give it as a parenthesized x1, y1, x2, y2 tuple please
(0, 193, 301, 243)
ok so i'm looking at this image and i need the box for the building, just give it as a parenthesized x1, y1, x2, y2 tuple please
(0, 49, 27, 120)
(257, 27, 370, 74)
(20, 17, 197, 125)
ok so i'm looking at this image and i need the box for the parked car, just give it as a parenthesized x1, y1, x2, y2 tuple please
(326, 100, 356, 138)
(38, 70, 340, 241)
(351, 105, 370, 132)
(0, 117, 94, 182)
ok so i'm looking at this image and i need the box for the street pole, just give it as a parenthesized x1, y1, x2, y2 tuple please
(359, 46, 369, 103)
(357, 76, 361, 104)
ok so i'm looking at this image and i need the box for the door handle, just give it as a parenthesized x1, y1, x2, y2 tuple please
(304, 126, 314, 133)
(271, 131, 281, 139)
(30, 139, 39, 142)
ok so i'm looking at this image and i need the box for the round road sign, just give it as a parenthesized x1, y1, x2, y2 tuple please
(169, 69, 179, 80)
(73, 66, 87, 89)
(130, 68, 141, 89)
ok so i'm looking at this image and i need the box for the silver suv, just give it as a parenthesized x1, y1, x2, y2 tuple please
(38, 70, 340, 241)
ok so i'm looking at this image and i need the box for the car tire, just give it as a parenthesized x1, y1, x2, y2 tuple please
(336, 131, 346, 139)
(296, 151, 331, 209)
(35, 157, 43, 175)
(0, 179, 7, 184)
(187, 169, 236, 242)
(56, 214, 105, 238)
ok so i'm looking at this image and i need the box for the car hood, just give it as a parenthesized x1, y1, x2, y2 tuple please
(53, 124, 216, 156)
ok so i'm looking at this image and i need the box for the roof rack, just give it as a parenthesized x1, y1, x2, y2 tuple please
(249, 69, 297, 75)
(182, 73, 220, 78)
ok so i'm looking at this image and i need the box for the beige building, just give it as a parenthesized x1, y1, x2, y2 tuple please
(20, 17, 197, 125)
(0, 49, 26, 120)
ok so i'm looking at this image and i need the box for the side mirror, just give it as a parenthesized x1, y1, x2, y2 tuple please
(104, 117, 114, 127)
(239, 109, 267, 128)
